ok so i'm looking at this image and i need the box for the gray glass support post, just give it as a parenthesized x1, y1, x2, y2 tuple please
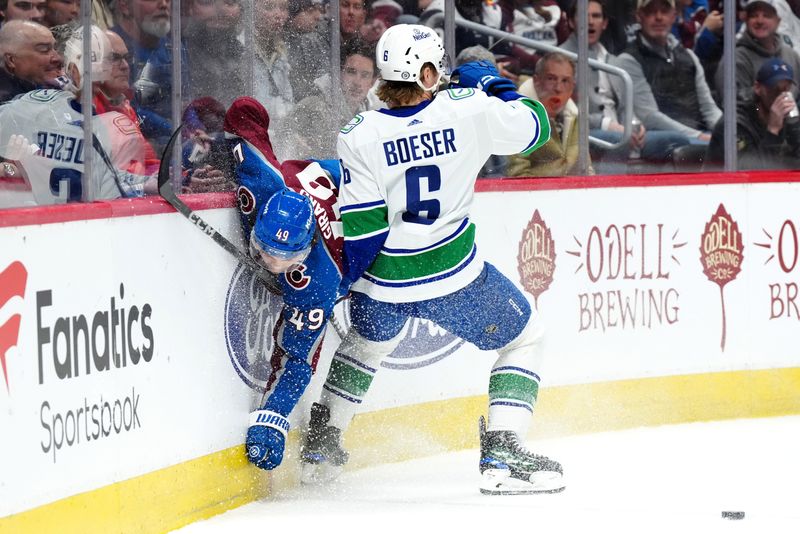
(576, 0, 590, 175)
(171, 0, 183, 188)
(722, 0, 737, 171)
(244, 0, 256, 97)
(80, 3, 94, 201)
(330, 0, 342, 123)
(444, 0, 456, 61)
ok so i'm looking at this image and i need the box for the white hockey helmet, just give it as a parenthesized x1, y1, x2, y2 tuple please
(376, 23, 449, 91)
(63, 25, 112, 84)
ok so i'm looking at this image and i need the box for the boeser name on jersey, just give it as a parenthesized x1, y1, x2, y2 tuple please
(383, 128, 457, 166)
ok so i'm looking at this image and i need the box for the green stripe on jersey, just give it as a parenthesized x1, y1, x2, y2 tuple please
(489, 373, 539, 405)
(342, 205, 389, 239)
(367, 223, 475, 281)
(519, 98, 551, 156)
(326, 359, 375, 397)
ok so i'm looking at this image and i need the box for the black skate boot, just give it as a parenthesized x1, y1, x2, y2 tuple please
(478, 416, 565, 495)
(301, 403, 349, 484)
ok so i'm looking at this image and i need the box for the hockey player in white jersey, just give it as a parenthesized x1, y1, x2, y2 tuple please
(302, 24, 565, 494)
(0, 25, 154, 208)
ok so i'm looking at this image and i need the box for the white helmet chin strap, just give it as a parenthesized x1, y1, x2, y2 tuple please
(416, 71, 444, 94)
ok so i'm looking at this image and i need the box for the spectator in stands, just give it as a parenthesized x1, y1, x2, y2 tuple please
(253, 0, 294, 129)
(617, 0, 721, 143)
(418, 0, 509, 57)
(285, 0, 322, 97)
(707, 57, 800, 169)
(288, 0, 366, 102)
(341, 0, 367, 40)
(692, 1, 727, 101)
(714, 0, 800, 101)
(561, 0, 690, 172)
(359, 0, 401, 44)
(508, 51, 593, 176)
(0, 0, 46, 24)
(673, 0, 707, 48)
(184, 0, 245, 106)
(42, 0, 77, 27)
(0, 20, 62, 102)
(111, 0, 190, 149)
(0, 25, 155, 206)
(279, 39, 375, 159)
(94, 29, 159, 176)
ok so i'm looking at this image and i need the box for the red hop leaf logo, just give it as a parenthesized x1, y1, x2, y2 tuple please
(699, 204, 744, 351)
(517, 209, 556, 308)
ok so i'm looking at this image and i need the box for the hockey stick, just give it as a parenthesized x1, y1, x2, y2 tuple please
(157, 125, 349, 339)
(157, 124, 283, 295)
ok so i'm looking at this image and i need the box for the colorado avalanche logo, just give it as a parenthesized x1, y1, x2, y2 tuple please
(224, 264, 283, 391)
(285, 264, 310, 290)
(237, 185, 256, 215)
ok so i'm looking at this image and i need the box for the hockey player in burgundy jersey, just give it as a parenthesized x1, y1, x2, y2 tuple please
(223, 97, 346, 471)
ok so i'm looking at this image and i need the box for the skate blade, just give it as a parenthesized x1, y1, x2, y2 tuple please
(301, 461, 344, 485)
(479, 468, 566, 495)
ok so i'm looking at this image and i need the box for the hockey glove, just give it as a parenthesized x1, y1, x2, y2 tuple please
(246, 410, 290, 470)
(450, 60, 520, 101)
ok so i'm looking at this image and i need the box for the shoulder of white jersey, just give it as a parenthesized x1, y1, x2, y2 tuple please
(339, 111, 372, 136)
(18, 89, 72, 105)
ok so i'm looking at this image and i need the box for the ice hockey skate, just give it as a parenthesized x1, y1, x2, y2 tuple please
(300, 403, 350, 484)
(478, 416, 565, 495)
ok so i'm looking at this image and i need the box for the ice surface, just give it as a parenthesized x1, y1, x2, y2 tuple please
(174, 416, 800, 533)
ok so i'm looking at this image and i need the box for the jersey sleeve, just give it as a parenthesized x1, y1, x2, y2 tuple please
(337, 126, 389, 287)
(231, 138, 286, 238)
(483, 94, 551, 156)
(262, 240, 341, 417)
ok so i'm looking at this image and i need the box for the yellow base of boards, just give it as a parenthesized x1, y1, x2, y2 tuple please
(4, 367, 799, 534)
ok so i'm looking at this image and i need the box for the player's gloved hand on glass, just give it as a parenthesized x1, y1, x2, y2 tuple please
(449, 60, 522, 102)
(246, 410, 289, 470)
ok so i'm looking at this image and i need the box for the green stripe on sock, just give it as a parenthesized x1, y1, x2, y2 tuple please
(489, 373, 539, 405)
(326, 359, 375, 397)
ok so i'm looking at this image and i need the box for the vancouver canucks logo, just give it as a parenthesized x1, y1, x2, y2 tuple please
(224, 264, 283, 391)
(340, 114, 364, 134)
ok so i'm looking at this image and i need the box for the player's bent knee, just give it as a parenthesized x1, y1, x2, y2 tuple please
(337, 323, 408, 366)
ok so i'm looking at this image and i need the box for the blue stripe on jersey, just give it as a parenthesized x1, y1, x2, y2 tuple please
(340, 199, 387, 213)
(521, 112, 542, 154)
(362, 244, 477, 288)
(382, 218, 470, 254)
(377, 99, 432, 117)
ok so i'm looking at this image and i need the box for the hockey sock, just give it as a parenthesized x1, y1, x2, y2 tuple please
(487, 311, 545, 435)
(319, 325, 406, 430)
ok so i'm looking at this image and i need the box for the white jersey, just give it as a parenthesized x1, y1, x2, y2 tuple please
(338, 88, 548, 302)
(0, 89, 150, 208)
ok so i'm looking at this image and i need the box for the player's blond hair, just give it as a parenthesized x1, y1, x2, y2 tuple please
(376, 62, 437, 107)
